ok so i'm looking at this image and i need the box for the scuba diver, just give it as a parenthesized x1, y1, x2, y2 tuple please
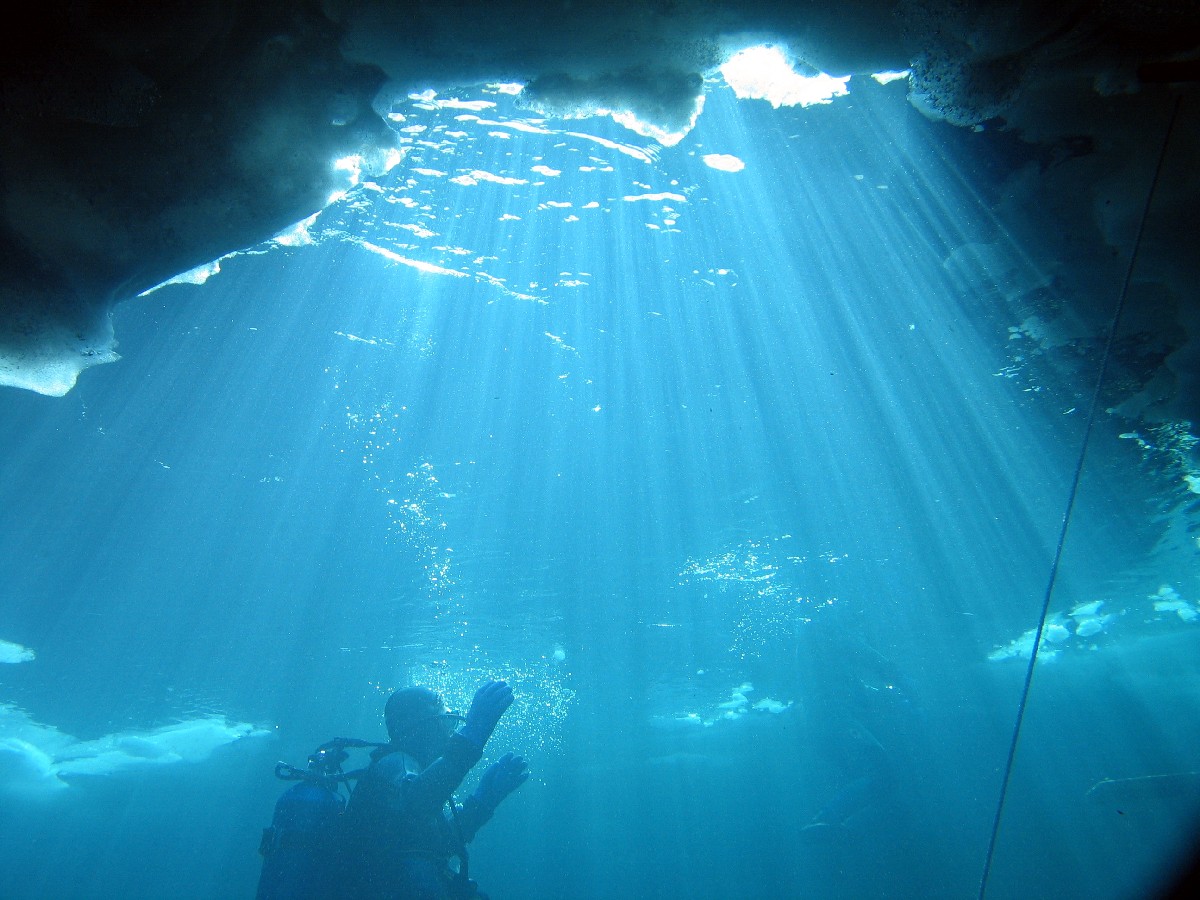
(340, 679, 529, 899)
(256, 679, 528, 900)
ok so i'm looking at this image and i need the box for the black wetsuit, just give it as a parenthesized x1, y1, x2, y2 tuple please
(339, 734, 494, 900)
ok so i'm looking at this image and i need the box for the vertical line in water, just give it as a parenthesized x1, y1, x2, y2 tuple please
(976, 92, 1184, 900)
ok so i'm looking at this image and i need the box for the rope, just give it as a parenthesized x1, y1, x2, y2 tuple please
(976, 91, 1184, 899)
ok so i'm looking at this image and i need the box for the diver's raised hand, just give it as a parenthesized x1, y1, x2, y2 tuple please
(460, 680, 514, 748)
(473, 752, 530, 810)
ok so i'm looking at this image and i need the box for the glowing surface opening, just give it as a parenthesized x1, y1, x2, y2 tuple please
(720, 45, 851, 108)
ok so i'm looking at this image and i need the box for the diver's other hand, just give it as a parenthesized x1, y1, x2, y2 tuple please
(460, 680, 514, 747)
(473, 752, 530, 810)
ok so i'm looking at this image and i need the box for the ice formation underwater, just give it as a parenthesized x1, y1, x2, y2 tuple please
(2, 1, 1200, 898)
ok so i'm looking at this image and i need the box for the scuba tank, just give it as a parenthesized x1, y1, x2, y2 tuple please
(256, 738, 386, 900)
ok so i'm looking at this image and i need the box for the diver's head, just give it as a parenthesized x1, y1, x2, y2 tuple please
(384, 686, 463, 765)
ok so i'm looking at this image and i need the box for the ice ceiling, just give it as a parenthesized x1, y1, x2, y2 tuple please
(1, 1, 1198, 400)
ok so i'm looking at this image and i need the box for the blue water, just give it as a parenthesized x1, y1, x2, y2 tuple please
(2, 78, 1198, 899)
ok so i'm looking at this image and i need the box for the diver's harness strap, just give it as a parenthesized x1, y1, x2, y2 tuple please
(447, 802, 475, 897)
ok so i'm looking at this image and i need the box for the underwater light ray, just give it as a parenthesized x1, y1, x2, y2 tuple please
(701, 92, 1083, 545)
(671, 94, 1134, 890)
